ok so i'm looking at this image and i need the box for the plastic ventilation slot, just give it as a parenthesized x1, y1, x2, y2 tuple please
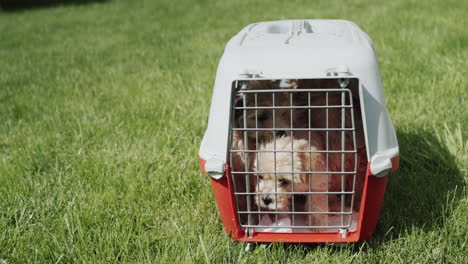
(285, 20, 314, 44)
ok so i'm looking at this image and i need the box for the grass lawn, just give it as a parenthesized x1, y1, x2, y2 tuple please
(0, 0, 466, 262)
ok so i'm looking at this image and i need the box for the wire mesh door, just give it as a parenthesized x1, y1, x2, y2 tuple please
(229, 79, 366, 234)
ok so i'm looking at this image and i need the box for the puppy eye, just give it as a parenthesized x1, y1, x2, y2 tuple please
(258, 175, 264, 180)
(275, 130, 286, 137)
(279, 178, 289, 185)
(336, 194, 342, 202)
(257, 112, 269, 122)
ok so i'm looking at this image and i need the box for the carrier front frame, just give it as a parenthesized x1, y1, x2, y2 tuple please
(200, 77, 399, 243)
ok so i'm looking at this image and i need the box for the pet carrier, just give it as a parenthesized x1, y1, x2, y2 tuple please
(199, 20, 399, 243)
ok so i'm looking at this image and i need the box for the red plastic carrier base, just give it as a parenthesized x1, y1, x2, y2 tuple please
(200, 157, 399, 243)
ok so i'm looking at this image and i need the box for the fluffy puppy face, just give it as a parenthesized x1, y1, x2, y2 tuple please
(253, 137, 320, 211)
(234, 80, 291, 144)
(238, 108, 290, 143)
(255, 165, 304, 211)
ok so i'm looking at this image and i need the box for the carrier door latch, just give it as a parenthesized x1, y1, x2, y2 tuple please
(370, 155, 392, 177)
(326, 65, 351, 77)
(205, 158, 225, 179)
(239, 69, 263, 79)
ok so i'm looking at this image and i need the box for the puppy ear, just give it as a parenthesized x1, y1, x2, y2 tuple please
(234, 94, 243, 107)
(311, 152, 325, 172)
(296, 139, 310, 172)
(296, 139, 325, 172)
(233, 94, 244, 128)
(294, 140, 310, 186)
(299, 172, 308, 187)
(287, 79, 300, 89)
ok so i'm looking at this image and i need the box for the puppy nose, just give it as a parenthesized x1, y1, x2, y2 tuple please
(263, 197, 273, 205)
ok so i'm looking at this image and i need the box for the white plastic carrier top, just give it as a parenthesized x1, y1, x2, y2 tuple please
(200, 19, 399, 178)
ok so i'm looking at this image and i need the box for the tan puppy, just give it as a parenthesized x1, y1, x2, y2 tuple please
(252, 136, 328, 229)
(232, 80, 291, 170)
(287, 79, 366, 214)
(230, 80, 292, 226)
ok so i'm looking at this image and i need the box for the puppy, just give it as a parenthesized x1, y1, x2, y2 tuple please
(232, 80, 291, 170)
(230, 80, 291, 226)
(252, 136, 328, 231)
(287, 79, 366, 214)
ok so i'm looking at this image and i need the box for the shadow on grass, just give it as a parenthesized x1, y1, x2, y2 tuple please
(375, 129, 463, 235)
(272, 128, 464, 252)
(0, 0, 107, 11)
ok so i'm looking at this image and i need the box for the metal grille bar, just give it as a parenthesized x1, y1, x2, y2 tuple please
(231, 171, 356, 174)
(230, 150, 357, 153)
(237, 211, 353, 215)
(234, 106, 353, 109)
(232, 128, 355, 131)
(241, 224, 352, 229)
(234, 191, 354, 195)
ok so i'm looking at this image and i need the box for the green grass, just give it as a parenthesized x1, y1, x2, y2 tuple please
(0, 0, 466, 262)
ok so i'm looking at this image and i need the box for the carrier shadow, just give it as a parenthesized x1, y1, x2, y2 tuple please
(0, 0, 107, 11)
(375, 129, 463, 237)
(273, 128, 463, 252)
(343, 128, 464, 252)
